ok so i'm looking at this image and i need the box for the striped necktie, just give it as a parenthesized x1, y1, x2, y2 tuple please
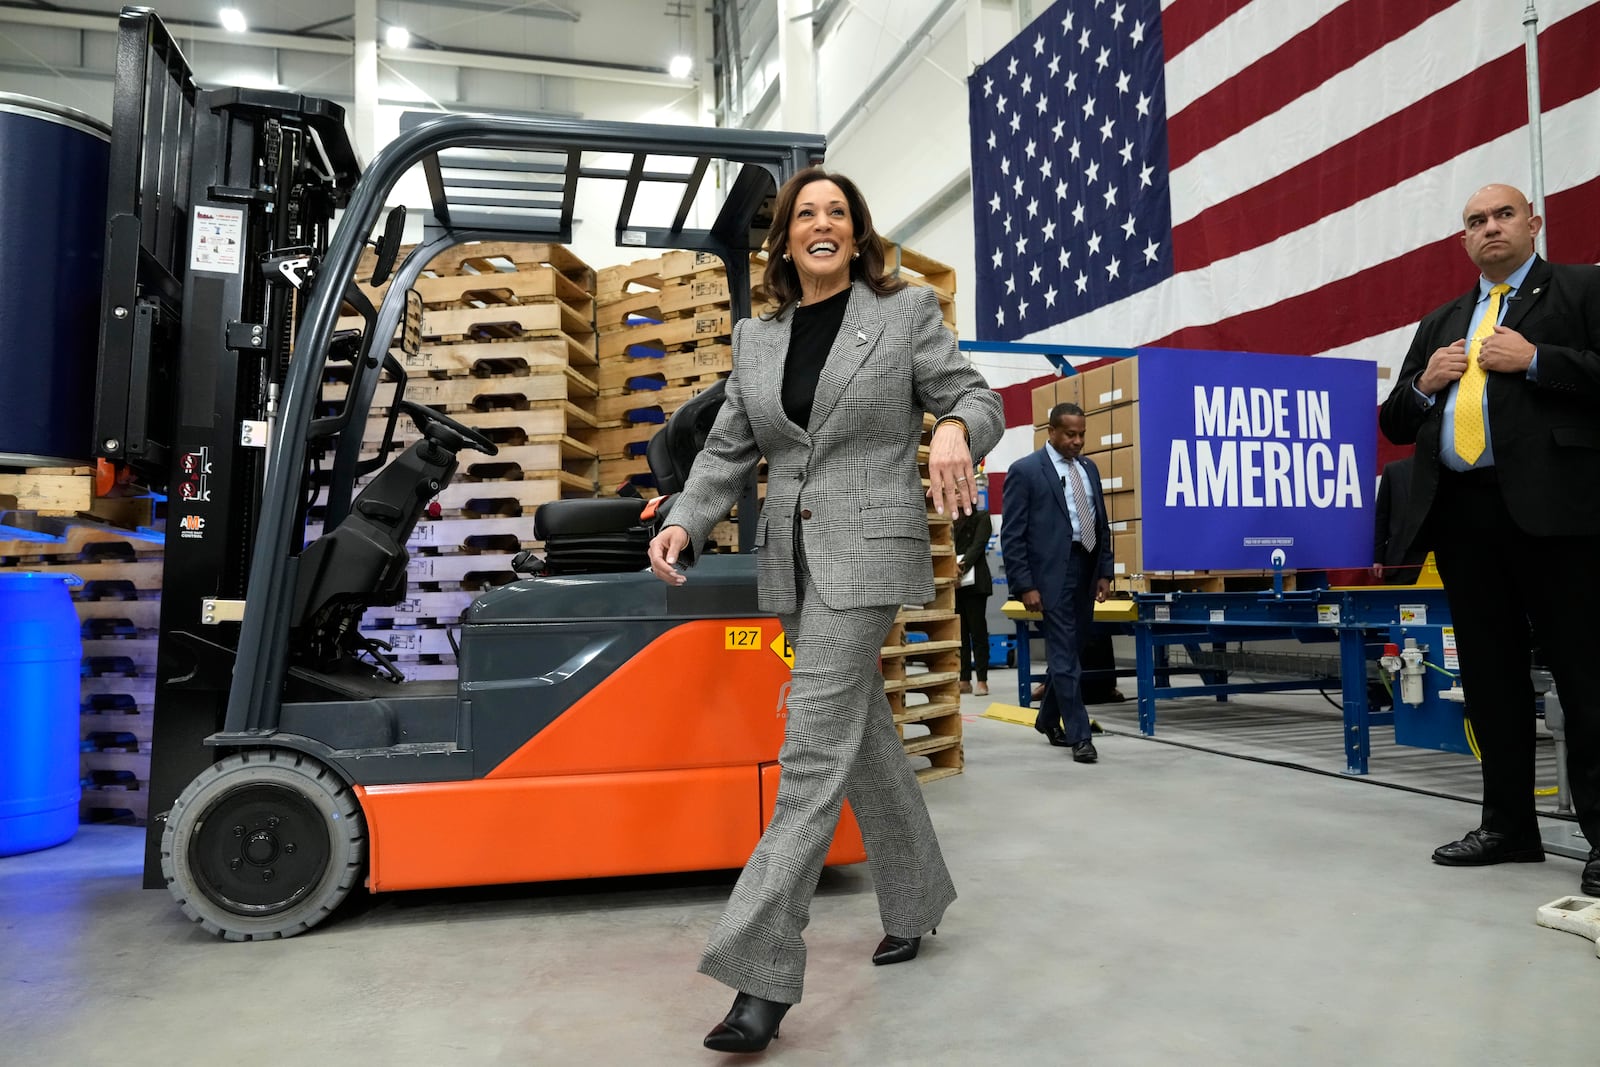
(1067, 461, 1096, 552)
(1453, 282, 1511, 464)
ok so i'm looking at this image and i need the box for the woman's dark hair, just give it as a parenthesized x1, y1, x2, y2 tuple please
(761, 166, 905, 311)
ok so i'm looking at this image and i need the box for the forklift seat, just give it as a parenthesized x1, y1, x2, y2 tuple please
(531, 379, 727, 575)
(290, 436, 459, 656)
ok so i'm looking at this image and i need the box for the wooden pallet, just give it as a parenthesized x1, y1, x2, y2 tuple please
(1114, 570, 1301, 594)
(0, 470, 95, 515)
(400, 337, 598, 377)
(329, 370, 599, 415)
(596, 345, 732, 391)
(598, 310, 732, 360)
(597, 276, 732, 330)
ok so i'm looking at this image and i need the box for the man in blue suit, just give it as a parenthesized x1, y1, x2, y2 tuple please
(1000, 402, 1114, 762)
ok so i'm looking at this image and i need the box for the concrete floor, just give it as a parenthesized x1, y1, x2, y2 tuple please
(4, 672, 1599, 1066)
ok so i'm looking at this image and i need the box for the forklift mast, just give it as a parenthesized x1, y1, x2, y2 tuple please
(92, 7, 825, 885)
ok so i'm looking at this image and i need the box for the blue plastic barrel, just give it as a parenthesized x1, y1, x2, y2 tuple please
(0, 572, 83, 856)
(0, 93, 110, 467)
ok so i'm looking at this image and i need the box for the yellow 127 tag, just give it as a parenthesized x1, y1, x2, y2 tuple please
(725, 626, 762, 650)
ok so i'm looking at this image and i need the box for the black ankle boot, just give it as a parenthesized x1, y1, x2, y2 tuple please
(872, 926, 936, 965)
(703, 991, 790, 1053)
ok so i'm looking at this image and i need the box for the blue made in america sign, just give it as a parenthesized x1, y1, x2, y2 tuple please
(1133, 347, 1376, 571)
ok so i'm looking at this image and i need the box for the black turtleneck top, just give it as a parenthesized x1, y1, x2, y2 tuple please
(781, 286, 851, 429)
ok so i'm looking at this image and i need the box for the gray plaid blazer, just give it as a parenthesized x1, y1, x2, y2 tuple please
(667, 279, 1004, 613)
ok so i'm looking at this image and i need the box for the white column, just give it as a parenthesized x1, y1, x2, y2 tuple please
(353, 0, 379, 166)
(777, 0, 818, 132)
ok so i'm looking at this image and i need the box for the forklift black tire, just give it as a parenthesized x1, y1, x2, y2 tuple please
(160, 749, 367, 941)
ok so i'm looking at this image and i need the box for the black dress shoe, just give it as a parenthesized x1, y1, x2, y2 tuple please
(872, 927, 935, 966)
(1072, 739, 1098, 763)
(1583, 849, 1600, 897)
(1035, 721, 1071, 747)
(1431, 827, 1544, 866)
(703, 991, 790, 1053)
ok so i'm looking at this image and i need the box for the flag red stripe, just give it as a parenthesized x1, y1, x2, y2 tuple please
(1149, 176, 1600, 354)
(1159, 0, 1254, 61)
(1167, 0, 1456, 169)
(1169, 5, 1600, 275)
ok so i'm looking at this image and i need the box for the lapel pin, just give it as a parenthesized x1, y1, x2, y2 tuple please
(857, 330, 867, 342)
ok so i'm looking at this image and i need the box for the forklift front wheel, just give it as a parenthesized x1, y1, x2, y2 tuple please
(161, 749, 367, 941)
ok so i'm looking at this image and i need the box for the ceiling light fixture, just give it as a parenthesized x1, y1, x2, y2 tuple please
(385, 25, 411, 49)
(219, 8, 247, 33)
(668, 54, 692, 79)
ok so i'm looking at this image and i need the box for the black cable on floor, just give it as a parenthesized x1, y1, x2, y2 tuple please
(1095, 724, 1580, 823)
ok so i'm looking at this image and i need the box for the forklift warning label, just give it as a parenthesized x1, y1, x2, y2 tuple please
(725, 626, 761, 650)
(191, 206, 244, 274)
(770, 632, 794, 668)
(1442, 627, 1458, 670)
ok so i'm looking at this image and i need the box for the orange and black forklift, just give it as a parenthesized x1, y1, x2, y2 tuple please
(93, 7, 862, 940)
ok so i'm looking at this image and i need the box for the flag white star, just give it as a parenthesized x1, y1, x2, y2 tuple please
(1072, 201, 1086, 225)
(1029, 262, 1043, 285)
(1119, 138, 1134, 165)
(1079, 27, 1091, 52)
(992, 247, 1004, 268)
(1081, 95, 1095, 120)
(1139, 162, 1154, 188)
(1100, 115, 1115, 142)
(1112, 2, 1126, 27)
(1033, 33, 1045, 56)
(1095, 46, 1110, 72)
(1005, 274, 1016, 294)
(1036, 93, 1049, 115)
(1068, 137, 1082, 162)
(1004, 214, 1013, 234)
(996, 306, 1006, 326)
(1143, 238, 1160, 264)
(983, 76, 994, 98)
(1106, 256, 1121, 280)
(1058, 247, 1071, 270)
(1015, 234, 1029, 255)
(1116, 70, 1130, 95)
(1000, 156, 1011, 175)
(1048, 54, 1061, 77)
(988, 192, 1001, 213)
(1054, 178, 1069, 201)
(1009, 112, 1022, 133)
(986, 131, 997, 150)
(1130, 20, 1146, 46)
(1062, 11, 1074, 33)
(1013, 175, 1024, 197)
(1135, 92, 1151, 118)
(1065, 70, 1078, 95)
(1103, 184, 1118, 208)
(996, 94, 1008, 115)
(1024, 138, 1037, 160)
(1042, 218, 1057, 242)
(1084, 160, 1100, 185)
(1026, 197, 1039, 218)
(1007, 56, 1018, 78)
(1021, 73, 1033, 95)
(1121, 213, 1136, 239)
(1051, 117, 1065, 141)
(1044, 285, 1058, 308)
(1018, 298, 1029, 319)
(1040, 156, 1053, 180)
(1087, 231, 1102, 256)
(1075, 271, 1089, 294)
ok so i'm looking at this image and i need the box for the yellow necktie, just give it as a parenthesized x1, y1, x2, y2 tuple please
(1453, 282, 1511, 465)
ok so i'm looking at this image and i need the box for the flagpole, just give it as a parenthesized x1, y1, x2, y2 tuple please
(1522, 0, 1549, 255)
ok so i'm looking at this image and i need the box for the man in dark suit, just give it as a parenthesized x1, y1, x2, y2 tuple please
(953, 487, 994, 697)
(1000, 401, 1113, 763)
(1379, 183, 1600, 897)
(1372, 456, 1428, 584)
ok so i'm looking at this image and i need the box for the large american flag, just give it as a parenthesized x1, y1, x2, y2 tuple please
(970, 0, 1600, 511)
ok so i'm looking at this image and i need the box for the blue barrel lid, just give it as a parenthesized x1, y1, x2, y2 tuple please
(0, 91, 110, 141)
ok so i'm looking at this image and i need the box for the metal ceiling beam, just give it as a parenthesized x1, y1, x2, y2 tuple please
(384, 45, 691, 89)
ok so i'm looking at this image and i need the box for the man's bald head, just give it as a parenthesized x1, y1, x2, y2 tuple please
(1461, 184, 1541, 282)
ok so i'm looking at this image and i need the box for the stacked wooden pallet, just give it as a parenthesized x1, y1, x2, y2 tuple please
(334, 241, 602, 677)
(875, 238, 958, 333)
(0, 513, 166, 824)
(593, 250, 746, 498)
(883, 411, 965, 783)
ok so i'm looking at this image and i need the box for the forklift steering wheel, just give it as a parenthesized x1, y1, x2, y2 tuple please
(398, 399, 498, 456)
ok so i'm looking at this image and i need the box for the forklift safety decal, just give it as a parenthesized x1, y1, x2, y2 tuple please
(178, 447, 213, 503)
(725, 626, 762, 650)
(177, 514, 206, 540)
(189, 206, 244, 274)
(770, 632, 794, 669)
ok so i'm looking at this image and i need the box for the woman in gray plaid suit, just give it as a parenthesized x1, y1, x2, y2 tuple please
(649, 167, 1004, 1053)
